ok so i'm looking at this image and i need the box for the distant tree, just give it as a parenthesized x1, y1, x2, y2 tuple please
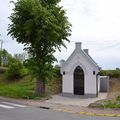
(14, 52, 28, 63)
(8, 0, 71, 95)
(116, 68, 120, 70)
(0, 49, 12, 66)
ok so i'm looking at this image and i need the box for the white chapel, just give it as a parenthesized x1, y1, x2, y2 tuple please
(61, 42, 109, 98)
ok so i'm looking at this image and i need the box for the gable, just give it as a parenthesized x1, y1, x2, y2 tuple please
(61, 42, 99, 73)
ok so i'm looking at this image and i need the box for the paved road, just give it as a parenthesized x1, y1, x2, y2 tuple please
(0, 100, 120, 120)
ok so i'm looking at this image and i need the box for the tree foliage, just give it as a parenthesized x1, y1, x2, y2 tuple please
(0, 49, 12, 66)
(6, 58, 24, 79)
(8, 0, 71, 94)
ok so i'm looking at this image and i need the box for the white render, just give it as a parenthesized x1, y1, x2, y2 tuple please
(61, 42, 100, 97)
(98, 76, 109, 92)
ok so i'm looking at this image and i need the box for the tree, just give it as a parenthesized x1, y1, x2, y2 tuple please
(0, 49, 12, 66)
(8, 0, 71, 95)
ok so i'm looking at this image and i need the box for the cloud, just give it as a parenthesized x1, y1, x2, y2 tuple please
(0, 0, 120, 69)
(0, 0, 24, 55)
(59, 0, 120, 69)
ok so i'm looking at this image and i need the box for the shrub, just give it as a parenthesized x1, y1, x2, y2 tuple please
(6, 58, 24, 79)
(100, 69, 120, 78)
(116, 96, 120, 101)
(52, 66, 62, 80)
(103, 100, 120, 108)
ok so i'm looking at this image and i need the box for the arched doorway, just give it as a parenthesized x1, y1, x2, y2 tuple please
(74, 66, 84, 95)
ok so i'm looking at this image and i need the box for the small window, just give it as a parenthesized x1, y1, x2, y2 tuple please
(63, 71, 65, 75)
(93, 71, 95, 75)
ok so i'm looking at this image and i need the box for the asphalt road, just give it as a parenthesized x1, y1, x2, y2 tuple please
(0, 101, 120, 120)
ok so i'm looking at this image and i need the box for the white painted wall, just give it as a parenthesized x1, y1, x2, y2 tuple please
(98, 76, 109, 92)
(61, 43, 99, 96)
(98, 75, 101, 92)
(85, 74, 97, 95)
(62, 74, 73, 94)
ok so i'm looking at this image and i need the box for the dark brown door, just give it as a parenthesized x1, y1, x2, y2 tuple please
(74, 66, 84, 95)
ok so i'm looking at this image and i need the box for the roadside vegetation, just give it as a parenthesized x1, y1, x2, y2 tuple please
(102, 77, 120, 108)
(0, 65, 62, 99)
(102, 96, 120, 108)
(100, 68, 120, 78)
(90, 69, 120, 109)
(0, 49, 62, 99)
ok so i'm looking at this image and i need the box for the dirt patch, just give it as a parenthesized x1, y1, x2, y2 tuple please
(107, 78, 120, 100)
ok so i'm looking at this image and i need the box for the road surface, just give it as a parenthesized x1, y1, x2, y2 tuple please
(0, 100, 119, 120)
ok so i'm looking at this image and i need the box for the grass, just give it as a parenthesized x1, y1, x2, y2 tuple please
(102, 100, 120, 108)
(100, 96, 120, 108)
(0, 73, 47, 99)
(89, 78, 120, 109)
(0, 69, 61, 99)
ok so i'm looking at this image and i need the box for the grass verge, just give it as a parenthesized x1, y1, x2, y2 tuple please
(0, 74, 48, 99)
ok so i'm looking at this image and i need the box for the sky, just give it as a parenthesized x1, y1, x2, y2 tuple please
(0, 0, 120, 69)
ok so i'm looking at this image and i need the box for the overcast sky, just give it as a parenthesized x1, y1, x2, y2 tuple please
(0, 0, 120, 69)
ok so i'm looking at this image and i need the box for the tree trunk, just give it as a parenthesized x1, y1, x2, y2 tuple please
(35, 77, 45, 95)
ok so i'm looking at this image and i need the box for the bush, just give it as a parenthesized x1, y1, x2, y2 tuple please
(6, 58, 25, 79)
(116, 96, 120, 101)
(52, 66, 62, 80)
(103, 100, 120, 108)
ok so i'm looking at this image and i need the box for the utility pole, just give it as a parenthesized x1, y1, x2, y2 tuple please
(0, 40, 3, 66)
(0, 34, 3, 66)
(0, 40, 3, 51)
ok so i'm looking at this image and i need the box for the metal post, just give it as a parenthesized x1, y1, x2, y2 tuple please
(0, 35, 3, 66)
(1, 40, 3, 66)
(0, 40, 3, 51)
(0, 34, 1, 66)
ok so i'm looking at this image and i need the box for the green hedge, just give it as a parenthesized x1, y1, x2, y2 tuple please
(100, 69, 120, 78)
